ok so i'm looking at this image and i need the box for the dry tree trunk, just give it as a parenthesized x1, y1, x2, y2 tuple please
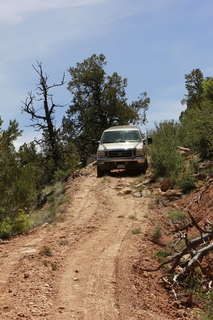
(140, 211, 213, 298)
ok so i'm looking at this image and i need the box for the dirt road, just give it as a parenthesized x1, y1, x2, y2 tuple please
(0, 165, 177, 320)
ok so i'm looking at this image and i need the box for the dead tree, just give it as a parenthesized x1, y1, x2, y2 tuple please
(21, 61, 65, 170)
(140, 211, 213, 299)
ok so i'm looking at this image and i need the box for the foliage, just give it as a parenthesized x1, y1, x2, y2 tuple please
(0, 119, 37, 238)
(197, 291, 213, 319)
(63, 54, 150, 160)
(0, 211, 32, 238)
(181, 68, 204, 112)
(150, 120, 184, 183)
(152, 248, 172, 263)
(179, 102, 213, 158)
(51, 262, 58, 270)
(149, 119, 199, 191)
(39, 246, 53, 257)
(128, 215, 137, 220)
(30, 180, 67, 227)
(180, 69, 213, 158)
(176, 172, 195, 193)
(168, 210, 187, 222)
(11, 210, 33, 235)
(0, 217, 12, 239)
(132, 228, 142, 234)
(150, 223, 162, 243)
(2, 59, 213, 241)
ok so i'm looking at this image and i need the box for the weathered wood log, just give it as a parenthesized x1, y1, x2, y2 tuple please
(36, 190, 54, 208)
(140, 211, 213, 289)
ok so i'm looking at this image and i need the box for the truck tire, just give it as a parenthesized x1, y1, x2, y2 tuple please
(97, 165, 104, 178)
(141, 159, 148, 174)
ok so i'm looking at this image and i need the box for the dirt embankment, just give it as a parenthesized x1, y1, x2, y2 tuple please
(0, 164, 207, 320)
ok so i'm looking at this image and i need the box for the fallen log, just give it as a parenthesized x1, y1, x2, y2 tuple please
(140, 211, 213, 298)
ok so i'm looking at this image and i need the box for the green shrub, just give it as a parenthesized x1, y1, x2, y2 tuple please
(132, 228, 142, 234)
(196, 291, 213, 320)
(51, 262, 58, 270)
(152, 248, 172, 263)
(39, 246, 53, 257)
(0, 211, 32, 238)
(168, 210, 187, 222)
(189, 157, 200, 174)
(150, 121, 184, 182)
(128, 215, 137, 220)
(11, 210, 33, 235)
(150, 224, 162, 243)
(177, 172, 195, 193)
(0, 218, 12, 239)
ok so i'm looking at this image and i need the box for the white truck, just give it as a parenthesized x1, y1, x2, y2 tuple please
(93, 125, 151, 177)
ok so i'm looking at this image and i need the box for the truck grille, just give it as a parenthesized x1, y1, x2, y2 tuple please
(107, 149, 134, 158)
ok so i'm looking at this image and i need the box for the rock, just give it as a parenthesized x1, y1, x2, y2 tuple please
(194, 173, 207, 180)
(143, 271, 149, 278)
(133, 191, 142, 198)
(160, 180, 171, 192)
(163, 189, 183, 200)
(24, 273, 30, 279)
(123, 188, 132, 195)
(141, 189, 151, 196)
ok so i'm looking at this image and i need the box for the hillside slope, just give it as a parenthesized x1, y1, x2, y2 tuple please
(1, 164, 210, 319)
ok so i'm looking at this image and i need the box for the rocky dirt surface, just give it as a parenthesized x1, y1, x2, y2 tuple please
(0, 163, 212, 319)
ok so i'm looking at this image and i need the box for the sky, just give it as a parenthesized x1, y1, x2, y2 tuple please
(1, 0, 213, 148)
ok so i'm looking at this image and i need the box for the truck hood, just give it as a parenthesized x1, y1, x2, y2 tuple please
(100, 141, 142, 150)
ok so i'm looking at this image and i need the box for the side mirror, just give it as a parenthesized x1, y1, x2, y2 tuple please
(92, 139, 99, 147)
(147, 137, 152, 144)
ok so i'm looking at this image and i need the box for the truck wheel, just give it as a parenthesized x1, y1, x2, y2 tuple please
(97, 166, 104, 178)
(141, 159, 148, 174)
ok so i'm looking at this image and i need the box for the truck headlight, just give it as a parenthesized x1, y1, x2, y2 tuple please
(136, 148, 145, 157)
(97, 150, 106, 158)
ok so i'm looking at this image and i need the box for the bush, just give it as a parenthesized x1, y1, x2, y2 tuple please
(39, 246, 53, 257)
(150, 223, 162, 243)
(11, 210, 33, 235)
(0, 211, 32, 238)
(168, 210, 187, 222)
(150, 121, 184, 182)
(177, 172, 195, 193)
(0, 218, 12, 239)
(132, 228, 142, 234)
(152, 248, 172, 263)
(179, 101, 213, 158)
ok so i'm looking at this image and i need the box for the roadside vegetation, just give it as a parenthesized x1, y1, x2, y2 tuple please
(0, 58, 213, 319)
(1, 56, 213, 243)
(150, 70, 213, 191)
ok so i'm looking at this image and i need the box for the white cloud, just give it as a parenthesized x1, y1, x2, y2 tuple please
(0, 0, 105, 25)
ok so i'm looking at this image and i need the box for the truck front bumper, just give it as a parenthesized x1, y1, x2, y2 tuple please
(97, 157, 146, 170)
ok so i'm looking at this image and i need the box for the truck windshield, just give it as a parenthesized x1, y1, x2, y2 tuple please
(101, 130, 141, 143)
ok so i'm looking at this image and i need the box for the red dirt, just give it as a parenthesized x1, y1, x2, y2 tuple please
(0, 164, 212, 319)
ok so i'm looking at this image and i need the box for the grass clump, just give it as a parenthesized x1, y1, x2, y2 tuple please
(168, 210, 187, 222)
(101, 175, 111, 183)
(39, 246, 53, 257)
(152, 248, 172, 263)
(128, 215, 137, 220)
(150, 223, 162, 243)
(31, 181, 68, 227)
(51, 262, 58, 270)
(132, 228, 142, 234)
